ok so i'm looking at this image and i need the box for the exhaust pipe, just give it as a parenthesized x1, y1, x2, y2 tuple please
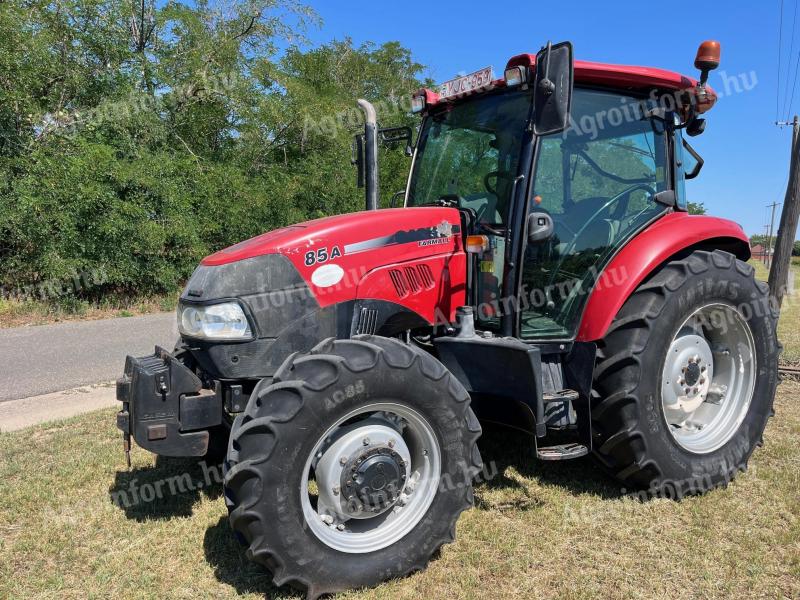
(357, 99, 379, 211)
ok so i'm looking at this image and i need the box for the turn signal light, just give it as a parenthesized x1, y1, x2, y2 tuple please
(466, 235, 489, 253)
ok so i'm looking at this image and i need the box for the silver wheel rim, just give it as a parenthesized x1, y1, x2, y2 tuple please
(661, 303, 756, 454)
(300, 402, 441, 553)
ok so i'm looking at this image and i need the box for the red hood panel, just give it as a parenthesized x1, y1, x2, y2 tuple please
(201, 207, 466, 310)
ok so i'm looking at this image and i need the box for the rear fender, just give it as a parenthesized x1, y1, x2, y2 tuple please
(577, 213, 750, 342)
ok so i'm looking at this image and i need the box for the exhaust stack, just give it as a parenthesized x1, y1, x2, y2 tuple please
(357, 99, 379, 210)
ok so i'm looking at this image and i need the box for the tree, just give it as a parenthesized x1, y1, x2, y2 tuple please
(687, 201, 707, 215)
(0, 0, 426, 299)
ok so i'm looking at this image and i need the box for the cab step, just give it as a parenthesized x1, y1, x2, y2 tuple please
(536, 443, 589, 461)
(543, 389, 580, 403)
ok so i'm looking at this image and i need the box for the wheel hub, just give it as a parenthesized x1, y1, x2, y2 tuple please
(301, 403, 442, 554)
(341, 446, 406, 515)
(660, 304, 756, 454)
(314, 420, 411, 521)
(662, 334, 713, 421)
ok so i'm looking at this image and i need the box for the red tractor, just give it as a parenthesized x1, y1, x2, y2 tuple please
(116, 41, 779, 597)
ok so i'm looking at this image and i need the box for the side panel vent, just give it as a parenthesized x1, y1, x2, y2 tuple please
(389, 264, 437, 298)
(417, 264, 435, 289)
(389, 269, 409, 298)
(404, 266, 421, 293)
(356, 308, 379, 335)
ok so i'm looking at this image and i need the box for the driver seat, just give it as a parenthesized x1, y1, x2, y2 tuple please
(554, 197, 617, 255)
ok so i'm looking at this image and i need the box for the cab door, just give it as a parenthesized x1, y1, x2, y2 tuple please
(519, 88, 670, 340)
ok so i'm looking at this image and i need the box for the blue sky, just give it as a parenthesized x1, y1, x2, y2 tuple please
(300, 0, 792, 238)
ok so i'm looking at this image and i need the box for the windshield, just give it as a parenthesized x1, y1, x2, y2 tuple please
(406, 90, 533, 225)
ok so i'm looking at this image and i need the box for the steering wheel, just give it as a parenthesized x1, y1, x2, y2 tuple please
(545, 183, 657, 307)
(484, 170, 514, 197)
(558, 183, 656, 242)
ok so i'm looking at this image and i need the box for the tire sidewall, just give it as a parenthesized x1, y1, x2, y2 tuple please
(249, 353, 474, 589)
(634, 263, 778, 494)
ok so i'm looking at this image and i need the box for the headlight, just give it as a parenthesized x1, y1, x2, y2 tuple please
(177, 302, 253, 341)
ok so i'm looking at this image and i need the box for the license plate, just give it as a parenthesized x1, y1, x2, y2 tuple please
(439, 66, 494, 99)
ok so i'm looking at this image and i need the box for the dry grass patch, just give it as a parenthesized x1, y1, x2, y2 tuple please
(1, 383, 798, 599)
(0, 294, 178, 329)
(751, 260, 800, 363)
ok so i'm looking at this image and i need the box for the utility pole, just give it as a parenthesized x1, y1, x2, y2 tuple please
(766, 201, 780, 269)
(769, 115, 800, 307)
(763, 225, 771, 265)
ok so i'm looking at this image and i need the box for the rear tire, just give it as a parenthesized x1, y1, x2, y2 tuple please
(224, 335, 482, 598)
(591, 250, 779, 496)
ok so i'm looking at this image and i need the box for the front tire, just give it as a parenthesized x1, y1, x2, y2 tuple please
(591, 250, 779, 496)
(224, 335, 482, 598)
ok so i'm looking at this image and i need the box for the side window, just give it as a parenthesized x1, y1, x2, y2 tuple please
(520, 89, 669, 340)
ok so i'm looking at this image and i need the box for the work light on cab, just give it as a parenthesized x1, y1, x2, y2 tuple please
(504, 65, 527, 87)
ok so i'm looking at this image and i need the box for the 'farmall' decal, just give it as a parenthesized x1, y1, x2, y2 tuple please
(344, 221, 460, 255)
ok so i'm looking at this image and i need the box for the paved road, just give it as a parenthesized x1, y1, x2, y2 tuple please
(0, 313, 176, 402)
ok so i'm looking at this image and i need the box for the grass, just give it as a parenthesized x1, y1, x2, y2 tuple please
(0, 293, 178, 329)
(751, 260, 800, 363)
(1, 262, 798, 598)
(1, 389, 798, 599)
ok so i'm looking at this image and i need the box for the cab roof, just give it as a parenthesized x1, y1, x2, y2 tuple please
(419, 54, 717, 114)
(506, 53, 712, 96)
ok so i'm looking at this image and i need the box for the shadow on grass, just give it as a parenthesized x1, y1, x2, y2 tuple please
(203, 516, 299, 599)
(474, 423, 623, 507)
(108, 455, 225, 521)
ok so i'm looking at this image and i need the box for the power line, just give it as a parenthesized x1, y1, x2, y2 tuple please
(779, 0, 786, 122)
(783, 0, 800, 119)
(787, 48, 800, 119)
(775, 0, 783, 122)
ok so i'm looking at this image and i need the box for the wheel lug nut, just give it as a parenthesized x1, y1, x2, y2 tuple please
(336, 523, 345, 531)
(362, 437, 370, 446)
(679, 378, 685, 385)
(688, 357, 695, 364)
(339, 456, 347, 466)
(701, 366, 707, 372)
(699, 378, 706, 385)
(332, 485, 340, 496)
(685, 388, 691, 395)
(693, 387, 699, 395)
(388, 439, 395, 448)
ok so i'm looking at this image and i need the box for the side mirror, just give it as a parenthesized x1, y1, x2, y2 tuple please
(527, 212, 554, 243)
(533, 41, 574, 136)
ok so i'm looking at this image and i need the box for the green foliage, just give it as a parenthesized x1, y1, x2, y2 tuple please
(0, 0, 424, 299)
(687, 202, 707, 215)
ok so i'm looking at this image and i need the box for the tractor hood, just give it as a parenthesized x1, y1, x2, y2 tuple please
(191, 206, 464, 308)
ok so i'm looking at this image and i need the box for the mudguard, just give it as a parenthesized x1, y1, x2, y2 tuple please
(577, 213, 750, 342)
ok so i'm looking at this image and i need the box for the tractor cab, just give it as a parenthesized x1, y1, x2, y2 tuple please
(405, 43, 713, 342)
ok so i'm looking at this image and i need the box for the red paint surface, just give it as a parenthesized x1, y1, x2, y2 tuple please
(418, 56, 717, 113)
(576, 213, 749, 342)
(202, 207, 467, 323)
(506, 55, 716, 110)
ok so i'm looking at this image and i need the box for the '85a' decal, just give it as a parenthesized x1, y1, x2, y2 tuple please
(304, 245, 342, 266)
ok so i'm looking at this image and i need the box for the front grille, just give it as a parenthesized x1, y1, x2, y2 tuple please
(356, 308, 379, 335)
